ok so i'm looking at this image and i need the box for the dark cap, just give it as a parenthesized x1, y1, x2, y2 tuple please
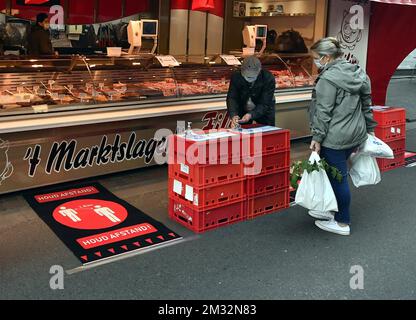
(36, 13, 49, 24)
(241, 56, 262, 78)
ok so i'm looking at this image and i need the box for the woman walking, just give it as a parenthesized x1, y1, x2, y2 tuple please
(308, 37, 378, 236)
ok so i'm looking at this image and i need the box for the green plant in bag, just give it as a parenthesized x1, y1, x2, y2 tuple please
(290, 158, 343, 190)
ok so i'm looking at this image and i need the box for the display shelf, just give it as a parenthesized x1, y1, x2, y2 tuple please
(0, 53, 314, 116)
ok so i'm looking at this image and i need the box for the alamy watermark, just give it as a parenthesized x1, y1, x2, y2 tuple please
(49, 265, 64, 290)
(350, 265, 364, 290)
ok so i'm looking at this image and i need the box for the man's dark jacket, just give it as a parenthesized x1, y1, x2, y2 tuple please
(28, 25, 53, 56)
(226, 69, 276, 126)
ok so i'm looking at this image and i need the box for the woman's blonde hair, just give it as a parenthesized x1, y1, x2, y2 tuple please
(310, 37, 344, 59)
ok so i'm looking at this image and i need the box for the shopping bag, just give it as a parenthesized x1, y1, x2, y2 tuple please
(295, 152, 339, 212)
(359, 134, 394, 159)
(349, 153, 381, 188)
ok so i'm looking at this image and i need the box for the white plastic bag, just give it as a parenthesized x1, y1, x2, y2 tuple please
(295, 152, 339, 212)
(349, 153, 381, 188)
(359, 134, 394, 159)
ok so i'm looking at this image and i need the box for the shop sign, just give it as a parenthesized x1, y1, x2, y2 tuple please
(0, 110, 232, 194)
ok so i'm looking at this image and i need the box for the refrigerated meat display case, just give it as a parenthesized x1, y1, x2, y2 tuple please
(0, 53, 314, 194)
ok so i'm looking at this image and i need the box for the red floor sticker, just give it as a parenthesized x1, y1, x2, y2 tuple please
(24, 182, 182, 265)
(53, 199, 128, 230)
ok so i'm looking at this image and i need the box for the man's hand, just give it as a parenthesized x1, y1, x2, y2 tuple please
(239, 113, 252, 124)
(231, 116, 240, 129)
(310, 140, 321, 154)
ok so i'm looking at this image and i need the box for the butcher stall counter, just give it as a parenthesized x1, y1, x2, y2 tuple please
(0, 54, 313, 194)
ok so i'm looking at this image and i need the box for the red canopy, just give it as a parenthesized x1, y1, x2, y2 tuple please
(0, 0, 150, 24)
(371, 0, 416, 5)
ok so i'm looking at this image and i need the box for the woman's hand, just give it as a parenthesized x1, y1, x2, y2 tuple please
(310, 140, 321, 154)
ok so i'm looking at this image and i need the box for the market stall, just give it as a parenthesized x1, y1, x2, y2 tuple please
(0, 0, 328, 194)
(0, 53, 314, 194)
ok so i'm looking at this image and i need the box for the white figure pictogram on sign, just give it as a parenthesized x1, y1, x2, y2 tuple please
(59, 206, 81, 222)
(93, 205, 121, 223)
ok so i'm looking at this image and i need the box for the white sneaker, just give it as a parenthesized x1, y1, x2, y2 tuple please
(315, 219, 350, 236)
(308, 210, 334, 220)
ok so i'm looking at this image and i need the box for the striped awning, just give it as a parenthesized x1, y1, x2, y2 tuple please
(371, 0, 416, 5)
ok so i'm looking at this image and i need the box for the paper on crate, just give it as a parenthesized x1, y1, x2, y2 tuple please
(173, 179, 182, 195)
(371, 106, 390, 111)
(180, 163, 189, 175)
(239, 126, 282, 134)
(185, 185, 194, 202)
(179, 131, 237, 141)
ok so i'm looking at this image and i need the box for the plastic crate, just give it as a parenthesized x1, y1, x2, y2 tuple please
(377, 152, 405, 172)
(372, 107, 406, 126)
(375, 123, 406, 142)
(243, 150, 290, 177)
(168, 130, 241, 164)
(246, 170, 290, 196)
(168, 177, 245, 209)
(387, 139, 406, 155)
(169, 161, 244, 187)
(169, 197, 246, 233)
(239, 127, 290, 156)
(246, 189, 290, 220)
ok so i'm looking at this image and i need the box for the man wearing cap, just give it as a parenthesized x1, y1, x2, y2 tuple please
(28, 13, 55, 56)
(227, 56, 276, 128)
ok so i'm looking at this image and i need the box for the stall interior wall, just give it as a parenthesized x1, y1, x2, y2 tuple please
(169, 0, 225, 56)
(367, 1, 416, 105)
(222, 0, 327, 54)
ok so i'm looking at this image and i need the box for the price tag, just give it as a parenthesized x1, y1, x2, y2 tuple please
(32, 104, 49, 113)
(220, 55, 242, 66)
(156, 55, 180, 67)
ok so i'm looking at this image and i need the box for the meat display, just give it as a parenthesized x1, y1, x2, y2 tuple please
(270, 69, 314, 88)
(0, 61, 314, 111)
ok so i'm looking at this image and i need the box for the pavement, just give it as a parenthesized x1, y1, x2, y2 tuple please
(1, 127, 415, 300)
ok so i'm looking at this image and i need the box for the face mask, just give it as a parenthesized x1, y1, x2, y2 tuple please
(314, 56, 327, 70)
(244, 75, 257, 83)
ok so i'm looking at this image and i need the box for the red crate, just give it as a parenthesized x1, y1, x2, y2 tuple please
(372, 107, 406, 126)
(239, 127, 290, 156)
(387, 139, 406, 155)
(246, 189, 290, 220)
(169, 197, 246, 233)
(242, 150, 290, 176)
(168, 130, 241, 164)
(169, 161, 244, 186)
(246, 170, 290, 196)
(375, 123, 406, 142)
(168, 177, 245, 209)
(377, 152, 405, 172)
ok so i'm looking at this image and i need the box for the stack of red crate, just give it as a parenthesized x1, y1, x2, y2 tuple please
(372, 107, 406, 172)
(240, 126, 291, 219)
(168, 131, 246, 233)
(168, 127, 291, 233)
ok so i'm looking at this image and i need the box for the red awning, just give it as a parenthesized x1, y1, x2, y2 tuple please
(371, 0, 416, 5)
